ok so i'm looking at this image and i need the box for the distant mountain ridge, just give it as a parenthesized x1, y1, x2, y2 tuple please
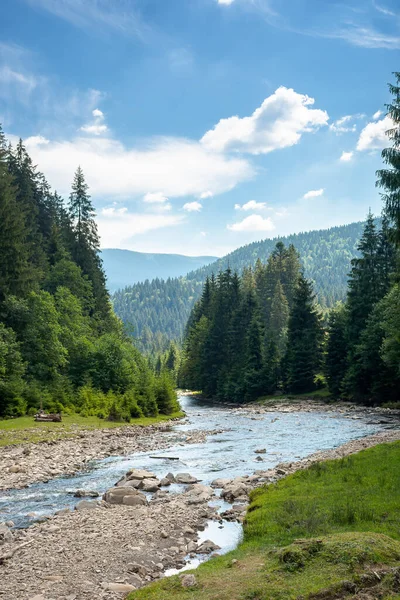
(112, 220, 376, 353)
(101, 249, 218, 292)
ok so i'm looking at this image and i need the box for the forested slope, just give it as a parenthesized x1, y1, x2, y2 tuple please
(113, 221, 372, 352)
(0, 127, 178, 419)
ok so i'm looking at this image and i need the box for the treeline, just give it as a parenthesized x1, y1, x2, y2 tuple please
(180, 74, 400, 406)
(0, 127, 178, 420)
(325, 74, 400, 403)
(112, 221, 373, 353)
(179, 243, 323, 400)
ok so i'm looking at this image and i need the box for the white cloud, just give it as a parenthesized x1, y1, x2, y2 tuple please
(340, 151, 354, 162)
(332, 25, 400, 49)
(303, 188, 324, 199)
(143, 192, 169, 204)
(200, 190, 213, 199)
(0, 66, 38, 92)
(356, 115, 393, 151)
(101, 206, 128, 216)
(235, 200, 270, 211)
(80, 107, 108, 136)
(183, 201, 202, 212)
(98, 211, 184, 248)
(329, 115, 357, 134)
(227, 214, 275, 232)
(373, 110, 383, 120)
(218, 0, 235, 4)
(22, 134, 254, 199)
(201, 86, 328, 155)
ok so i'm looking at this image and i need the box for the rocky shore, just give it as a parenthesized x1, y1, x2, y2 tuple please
(1, 428, 400, 600)
(0, 420, 221, 491)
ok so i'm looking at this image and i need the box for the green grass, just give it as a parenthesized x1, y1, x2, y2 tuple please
(256, 388, 332, 405)
(0, 411, 184, 447)
(129, 441, 400, 600)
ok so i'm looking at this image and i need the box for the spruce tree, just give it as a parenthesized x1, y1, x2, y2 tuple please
(325, 305, 348, 396)
(285, 274, 322, 393)
(376, 72, 400, 246)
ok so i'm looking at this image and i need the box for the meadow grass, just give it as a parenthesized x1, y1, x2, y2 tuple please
(0, 411, 184, 447)
(128, 441, 400, 600)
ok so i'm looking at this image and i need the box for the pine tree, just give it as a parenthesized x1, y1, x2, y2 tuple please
(376, 72, 400, 246)
(285, 274, 322, 393)
(325, 305, 348, 396)
(268, 281, 289, 355)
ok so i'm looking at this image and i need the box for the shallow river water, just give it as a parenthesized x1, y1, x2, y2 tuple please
(0, 395, 397, 544)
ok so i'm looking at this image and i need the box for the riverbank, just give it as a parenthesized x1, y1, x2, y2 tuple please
(1, 428, 399, 599)
(0, 415, 219, 491)
(129, 432, 400, 600)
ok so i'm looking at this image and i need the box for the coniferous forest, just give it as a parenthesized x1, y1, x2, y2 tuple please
(180, 74, 400, 406)
(0, 129, 178, 419)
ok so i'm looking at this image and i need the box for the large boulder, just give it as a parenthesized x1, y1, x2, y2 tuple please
(175, 473, 198, 484)
(221, 483, 249, 503)
(210, 478, 232, 489)
(196, 539, 221, 554)
(103, 487, 147, 506)
(126, 468, 157, 481)
(139, 478, 160, 492)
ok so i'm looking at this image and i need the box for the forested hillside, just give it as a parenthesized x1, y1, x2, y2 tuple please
(0, 127, 178, 419)
(102, 249, 217, 292)
(112, 221, 371, 352)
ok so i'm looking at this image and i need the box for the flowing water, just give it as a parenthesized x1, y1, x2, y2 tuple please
(0, 394, 397, 560)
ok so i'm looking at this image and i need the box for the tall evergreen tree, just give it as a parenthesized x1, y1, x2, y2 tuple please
(376, 72, 400, 247)
(285, 274, 322, 393)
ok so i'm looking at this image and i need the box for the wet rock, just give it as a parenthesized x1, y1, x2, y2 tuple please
(165, 472, 175, 482)
(160, 477, 171, 486)
(180, 574, 197, 588)
(139, 478, 160, 492)
(255, 456, 264, 462)
(196, 539, 221, 554)
(254, 448, 266, 454)
(175, 473, 198, 484)
(73, 489, 99, 498)
(276, 468, 286, 475)
(126, 468, 156, 480)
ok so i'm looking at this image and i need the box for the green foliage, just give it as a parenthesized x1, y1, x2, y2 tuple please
(113, 221, 373, 353)
(180, 243, 321, 400)
(0, 129, 178, 420)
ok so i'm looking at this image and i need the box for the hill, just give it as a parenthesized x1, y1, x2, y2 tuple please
(112, 220, 373, 352)
(101, 249, 217, 292)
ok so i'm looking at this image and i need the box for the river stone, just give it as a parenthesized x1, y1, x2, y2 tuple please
(139, 478, 160, 492)
(74, 489, 99, 498)
(160, 477, 171, 486)
(0, 525, 13, 545)
(180, 574, 197, 588)
(254, 448, 266, 454)
(221, 483, 249, 502)
(175, 473, 198, 484)
(126, 468, 156, 480)
(210, 478, 231, 488)
(165, 472, 175, 482)
(123, 494, 147, 507)
(102, 583, 136, 592)
(196, 539, 221, 554)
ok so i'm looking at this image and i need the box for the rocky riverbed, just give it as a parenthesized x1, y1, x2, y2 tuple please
(1, 428, 400, 600)
(0, 421, 222, 491)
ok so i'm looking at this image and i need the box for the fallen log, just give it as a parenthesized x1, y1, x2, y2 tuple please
(149, 456, 180, 460)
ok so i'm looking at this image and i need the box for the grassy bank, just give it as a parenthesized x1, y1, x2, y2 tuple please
(0, 411, 184, 447)
(129, 441, 400, 600)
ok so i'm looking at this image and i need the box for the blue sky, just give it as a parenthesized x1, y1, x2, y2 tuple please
(1, 0, 399, 256)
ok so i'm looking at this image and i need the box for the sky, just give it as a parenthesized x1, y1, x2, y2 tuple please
(0, 0, 399, 257)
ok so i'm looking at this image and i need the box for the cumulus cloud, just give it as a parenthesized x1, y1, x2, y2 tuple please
(80, 107, 108, 136)
(200, 190, 213, 199)
(329, 115, 358, 134)
(356, 115, 393, 151)
(101, 206, 128, 216)
(303, 188, 324, 199)
(201, 86, 328, 155)
(97, 210, 184, 248)
(227, 214, 275, 232)
(234, 200, 270, 211)
(373, 110, 383, 120)
(21, 134, 254, 199)
(183, 201, 202, 212)
(340, 151, 353, 162)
